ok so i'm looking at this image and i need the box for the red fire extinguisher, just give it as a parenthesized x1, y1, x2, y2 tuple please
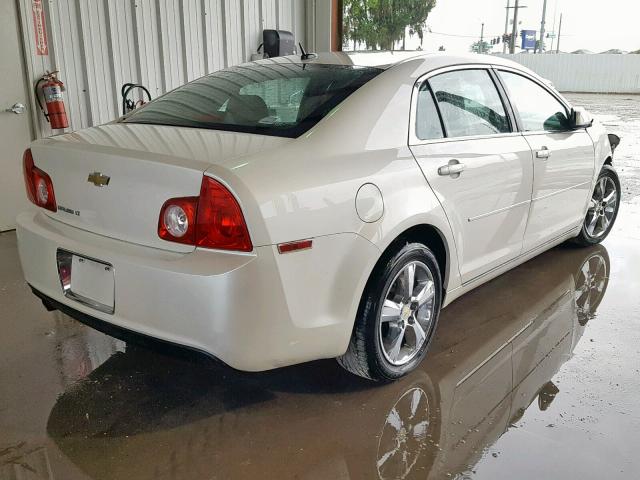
(35, 71, 69, 130)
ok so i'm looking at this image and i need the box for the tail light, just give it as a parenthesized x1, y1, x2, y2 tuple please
(158, 197, 198, 245)
(23, 148, 57, 212)
(158, 176, 252, 252)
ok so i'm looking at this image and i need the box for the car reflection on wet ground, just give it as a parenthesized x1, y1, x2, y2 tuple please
(1, 94, 639, 480)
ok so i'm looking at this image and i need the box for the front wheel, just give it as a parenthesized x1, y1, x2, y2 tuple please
(571, 165, 621, 247)
(337, 243, 442, 381)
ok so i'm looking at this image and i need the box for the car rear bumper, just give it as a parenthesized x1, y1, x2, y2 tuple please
(30, 285, 224, 363)
(16, 211, 379, 371)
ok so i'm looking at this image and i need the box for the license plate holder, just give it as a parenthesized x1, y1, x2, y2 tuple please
(57, 249, 115, 314)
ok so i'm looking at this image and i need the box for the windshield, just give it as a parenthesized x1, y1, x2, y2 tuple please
(123, 63, 383, 138)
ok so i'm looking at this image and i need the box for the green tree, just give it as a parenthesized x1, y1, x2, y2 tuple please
(343, 0, 370, 50)
(343, 0, 437, 51)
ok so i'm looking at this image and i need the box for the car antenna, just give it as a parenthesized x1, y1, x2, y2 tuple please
(299, 42, 317, 61)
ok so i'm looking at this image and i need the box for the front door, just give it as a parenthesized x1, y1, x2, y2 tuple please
(0, 0, 33, 231)
(496, 69, 594, 252)
(410, 68, 534, 284)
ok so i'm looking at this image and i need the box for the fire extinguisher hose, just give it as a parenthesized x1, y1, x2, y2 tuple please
(121, 83, 152, 116)
(34, 77, 50, 122)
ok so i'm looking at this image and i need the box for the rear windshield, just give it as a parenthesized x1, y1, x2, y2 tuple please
(123, 63, 383, 138)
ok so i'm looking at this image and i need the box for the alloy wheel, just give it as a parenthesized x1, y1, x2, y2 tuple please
(378, 261, 436, 366)
(585, 176, 618, 238)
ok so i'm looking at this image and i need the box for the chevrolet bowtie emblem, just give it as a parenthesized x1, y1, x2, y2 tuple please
(87, 172, 110, 187)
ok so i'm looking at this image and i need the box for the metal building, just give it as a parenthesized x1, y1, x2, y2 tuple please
(17, 0, 324, 138)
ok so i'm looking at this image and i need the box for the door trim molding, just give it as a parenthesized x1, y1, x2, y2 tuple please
(532, 181, 591, 202)
(467, 199, 531, 222)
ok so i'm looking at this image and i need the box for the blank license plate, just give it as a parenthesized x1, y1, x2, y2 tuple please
(57, 250, 114, 314)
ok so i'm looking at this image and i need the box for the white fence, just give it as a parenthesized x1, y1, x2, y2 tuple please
(496, 54, 640, 94)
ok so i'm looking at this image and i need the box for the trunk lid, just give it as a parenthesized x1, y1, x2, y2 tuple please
(31, 123, 289, 252)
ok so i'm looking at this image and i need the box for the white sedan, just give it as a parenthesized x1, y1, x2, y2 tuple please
(17, 52, 621, 381)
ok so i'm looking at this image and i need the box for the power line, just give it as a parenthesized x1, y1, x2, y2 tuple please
(428, 30, 505, 39)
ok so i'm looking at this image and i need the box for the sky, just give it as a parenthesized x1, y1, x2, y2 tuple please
(386, 0, 640, 54)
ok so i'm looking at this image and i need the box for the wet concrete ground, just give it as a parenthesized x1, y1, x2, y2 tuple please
(1, 94, 639, 479)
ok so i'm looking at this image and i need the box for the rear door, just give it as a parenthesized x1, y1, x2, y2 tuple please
(496, 69, 595, 252)
(410, 67, 534, 284)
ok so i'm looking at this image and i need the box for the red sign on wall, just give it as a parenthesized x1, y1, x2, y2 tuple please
(32, 0, 49, 56)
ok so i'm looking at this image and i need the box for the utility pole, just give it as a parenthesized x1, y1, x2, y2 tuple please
(510, 0, 520, 54)
(538, 0, 547, 53)
(556, 13, 563, 54)
(503, 0, 510, 53)
(550, 0, 558, 51)
(480, 22, 485, 54)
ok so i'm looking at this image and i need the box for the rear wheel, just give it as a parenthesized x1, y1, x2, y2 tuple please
(337, 243, 442, 381)
(571, 165, 620, 247)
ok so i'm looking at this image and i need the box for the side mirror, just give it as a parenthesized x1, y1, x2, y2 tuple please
(608, 133, 621, 153)
(571, 107, 594, 129)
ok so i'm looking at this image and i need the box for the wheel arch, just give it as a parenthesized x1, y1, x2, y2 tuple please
(391, 224, 449, 290)
(366, 223, 452, 298)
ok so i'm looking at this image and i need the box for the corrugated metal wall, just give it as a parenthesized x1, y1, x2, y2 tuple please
(497, 54, 640, 94)
(19, 0, 307, 138)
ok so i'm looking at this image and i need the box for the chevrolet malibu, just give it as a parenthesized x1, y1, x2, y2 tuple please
(17, 52, 621, 381)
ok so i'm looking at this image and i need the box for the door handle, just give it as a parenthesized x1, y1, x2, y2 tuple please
(4, 103, 26, 114)
(536, 147, 552, 159)
(438, 160, 466, 178)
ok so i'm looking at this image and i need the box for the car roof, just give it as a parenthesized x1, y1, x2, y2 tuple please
(253, 51, 554, 89)
(252, 51, 546, 87)
(257, 51, 529, 71)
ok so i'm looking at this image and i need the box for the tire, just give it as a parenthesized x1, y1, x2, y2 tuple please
(571, 165, 621, 247)
(337, 242, 442, 381)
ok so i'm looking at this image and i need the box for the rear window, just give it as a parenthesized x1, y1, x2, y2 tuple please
(123, 63, 383, 138)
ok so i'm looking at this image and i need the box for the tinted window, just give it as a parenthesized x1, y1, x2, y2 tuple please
(415, 84, 445, 141)
(123, 63, 382, 138)
(429, 70, 510, 138)
(498, 71, 570, 131)
(239, 77, 310, 124)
